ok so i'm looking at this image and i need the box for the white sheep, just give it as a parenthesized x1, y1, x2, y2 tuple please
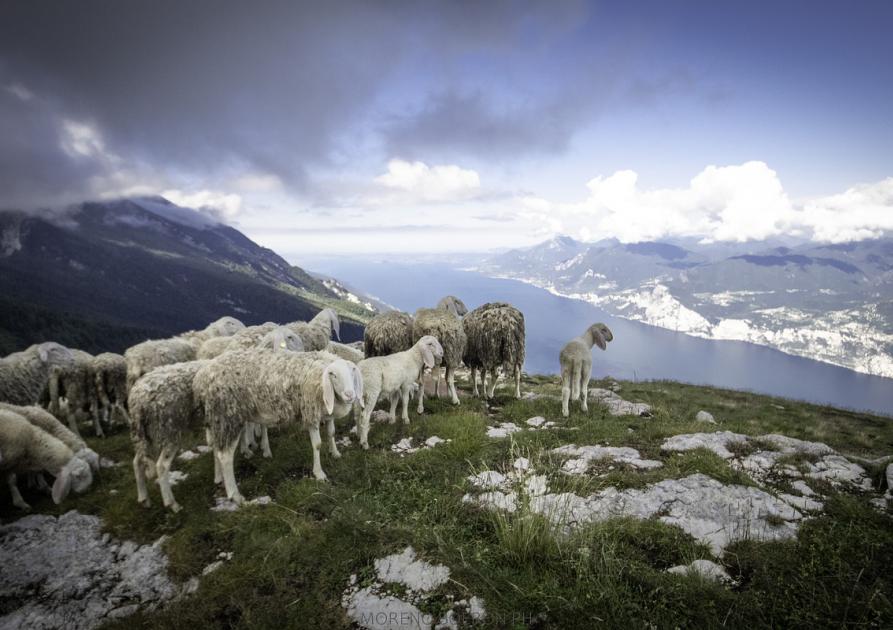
(125, 337, 196, 391)
(326, 341, 364, 363)
(287, 308, 340, 351)
(176, 316, 246, 350)
(92, 352, 129, 431)
(197, 322, 279, 359)
(48, 348, 97, 437)
(128, 360, 209, 512)
(356, 336, 443, 448)
(436, 295, 469, 317)
(0, 408, 93, 510)
(0, 342, 73, 406)
(0, 402, 100, 473)
(559, 323, 614, 417)
(194, 349, 363, 503)
(412, 307, 466, 410)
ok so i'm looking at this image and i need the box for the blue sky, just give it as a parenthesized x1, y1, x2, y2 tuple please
(1, 1, 891, 254)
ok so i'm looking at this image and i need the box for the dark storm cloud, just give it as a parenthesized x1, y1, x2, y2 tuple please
(0, 0, 592, 209)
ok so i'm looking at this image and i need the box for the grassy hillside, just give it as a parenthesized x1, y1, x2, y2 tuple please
(2, 376, 891, 628)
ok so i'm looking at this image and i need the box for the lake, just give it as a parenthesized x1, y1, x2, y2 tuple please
(307, 258, 893, 417)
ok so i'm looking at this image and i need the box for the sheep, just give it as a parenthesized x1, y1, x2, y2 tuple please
(462, 302, 525, 399)
(0, 342, 73, 406)
(287, 308, 340, 351)
(125, 337, 196, 391)
(0, 408, 93, 510)
(176, 316, 246, 350)
(196, 335, 236, 360)
(239, 326, 305, 459)
(436, 295, 469, 318)
(195, 349, 363, 503)
(356, 336, 443, 447)
(197, 322, 280, 360)
(128, 360, 209, 512)
(363, 311, 414, 358)
(326, 341, 363, 363)
(412, 307, 467, 410)
(92, 352, 129, 429)
(48, 349, 97, 437)
(0, 403, 100, 474)
(559, 323, 614, 417)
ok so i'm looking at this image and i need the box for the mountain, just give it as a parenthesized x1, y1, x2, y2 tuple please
(478, 236, 893, 378)
(0, 197, 375, 354)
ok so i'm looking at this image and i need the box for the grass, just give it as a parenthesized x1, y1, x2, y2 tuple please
(1, 374, 891, 628)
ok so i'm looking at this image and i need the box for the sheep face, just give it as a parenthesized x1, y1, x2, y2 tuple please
(52, 457, 93, 504)
(417, 336, 444, 369)
(587, 323, 613, 350)
(438, 296, 468, 317)
(324, 309, 341, 341)
(261, 327, 305, 353)
(322, 359, 363, 414)
(210, 316, 245, 337)
(36, 342, 71, 364)
(77, 447, 101, 473)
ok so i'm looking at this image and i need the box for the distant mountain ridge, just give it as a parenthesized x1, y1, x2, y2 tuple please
(477, 236, 893, 378)
(0, 197, 376, 354)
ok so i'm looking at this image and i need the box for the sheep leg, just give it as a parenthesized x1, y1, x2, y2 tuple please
(514, 364, 522, 398)
(416, 374, 426, 415)
(326, 416, 341, 459)
(308, 424, 327, 481)
(487, 368, 498, 398)
(358, 405, 371, 450)
(7, 474, 31, 511)
(240, 422, 254, 459)
(432, 366, 441, 397)
(156, 447, 181, 512)
(205, 429, 223, 485)
(92, 409, 105, 438)
(561, 364, 572, 418)
(447, 367, 460, 405)
(133, 454, 151, 507)
(401, 386, 411, 424)
(580, 358, 592, 412)
(217, 440, 244, 504)
(260, 426, 273, 459)
(389, 392, 399, 424)
(470, 367, 479, 397)
(34, 473, 51, 494)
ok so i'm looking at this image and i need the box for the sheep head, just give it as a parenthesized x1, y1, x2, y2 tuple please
(322, 358, 363, 414)
(53, 457, 93, 504)
(437, 295, 468, 317)
(416, 335, 444, 369)
(587, 323, 614, 351)
(208, 316, 245, 337)
(260, 327, 305, 353)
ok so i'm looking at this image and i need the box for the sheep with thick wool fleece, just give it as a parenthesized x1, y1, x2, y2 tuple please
(559, 323, 613, 417)
(286, 308, 340, 351)
(128, 360, 209, 512)
(0, 408, 93, 510)
(125, 337, 196, 392)
(92, 352, 129, 431)
(363, 311, 414, 358)
(0, 342, 73, 407)
(0, 402, 99, 474)
(412, 307, 466, 410)
(462, 302, 526, 399)
(197, 322, 279, 359)
(194, 349, 363, 503)
(48, 348, 97, 437)
(355, 336, 443, 448)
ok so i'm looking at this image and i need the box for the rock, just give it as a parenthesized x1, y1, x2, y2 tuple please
(99, 457, 119, 469)
(790, 480, 816, 497)
(524, 475, 549, 497)
(424, 436, 446, 448)
(201, 560, 224, 576)
(513, 457, 531, 472)
(526, 416, 547, 427)
(211, 495, 272, 512)
(374, 547, 450, 592)
(0, 511, 179, 629)
(486, 422, 522, 438)
(468, 596, 487, 621)
(391, 438, 417, 455)
(561, 458, 590, 475)
(371, 410, 392, 424)
(695, 411, 716, 424)
(760, 434, 834, 457)
(463, 491, 517, 513)
(177, 450, 199, 462)
(195, 445, 211, 454)
(805, 455, 873, 490)
(667, 559, 731, 583)
(588, 389, 652, 417)
(468, 471, 508, 490)
(343, 587, 429, 630)
(553, 444, 663, 471)
(777, 493, 823, 512)
(661, 431, 749, 459)
(167, 470, 188, 486)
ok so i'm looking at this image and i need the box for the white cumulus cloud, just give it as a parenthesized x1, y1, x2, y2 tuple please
(374, 159, 481, 203)
(161, 189, 243, 221)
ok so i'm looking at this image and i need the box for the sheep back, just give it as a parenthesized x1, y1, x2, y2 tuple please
(125, 338, 197, 388)
(463, 302, 525, 372)
(412, 308, 466, 369)
(364, 311, 413, 357)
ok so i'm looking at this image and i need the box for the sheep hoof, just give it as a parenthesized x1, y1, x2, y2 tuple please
(138, 498, 151, 508)
(313, 472, 329, 482)
(230, 493, 245, 505)
(262, 451, 273, 459)
(13, 500, 32, 512)
(170, 502, 182, 513)
(388, 418, 396, 425)
(242, 450, 253, 460)
(361, 442, 369, 451)
(331, 449, 342, 459)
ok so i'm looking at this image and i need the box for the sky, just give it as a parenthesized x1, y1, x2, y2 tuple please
(1, 1, 892, 257)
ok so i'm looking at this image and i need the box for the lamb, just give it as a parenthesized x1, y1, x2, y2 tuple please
(559, 323, 614, 417)
(436, 295, 469, 317)
(356, 336, 443, 447)
(412, 307, 467, 410)
(195, 349, 363, 503)
(326, 341, 363, 363)
(0, 342, 73, 406)
(125, 337, 196, 391)
(0, 403, 100, 473)
(48, 349, 97, 437)
(462, 302, 525, 399)
(363, 311, 414, 358)
(287, 308, 340, 351)
(0, 408, 94, 510)
(92, 352, 129, 430)
(128, 360, 209, 512)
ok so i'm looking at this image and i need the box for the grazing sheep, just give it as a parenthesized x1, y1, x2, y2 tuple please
(48, 349, 97, 437)
(559, 323, 614, 417)
(356, 336, 443, 447)
(287, 308, 340, 351)
(197, 322, 280, 360)
(462, 302, 525, 399)
(0, 403, 100, 473)
(0, 342, 73, 407)
(125, 337, 196, 391)
(129, 360, 209, 512)
(412, 308, 467, 410)
(0, 408, 93, 510)
(195, 350, 363, 502)
(92, 352, 129, 429)
(176, 316, 246, 350)
(240, 326, 305, 459)
(363, 311, 414, 358)
(326, 341, 363, 363)
(436, 295, 469, 317)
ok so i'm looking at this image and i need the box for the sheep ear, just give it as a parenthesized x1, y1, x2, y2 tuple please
(322, 367, 335, 414)
(38, 346, 49, 362)
(52, 468, 72, 504)
(330, 311, 340, 341)
(592, 329, 607, 351)
(421, 345, 435, 369)
(351, 365, 364, 409)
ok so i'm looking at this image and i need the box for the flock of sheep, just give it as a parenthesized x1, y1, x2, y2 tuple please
(0, 294, 613, 513)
